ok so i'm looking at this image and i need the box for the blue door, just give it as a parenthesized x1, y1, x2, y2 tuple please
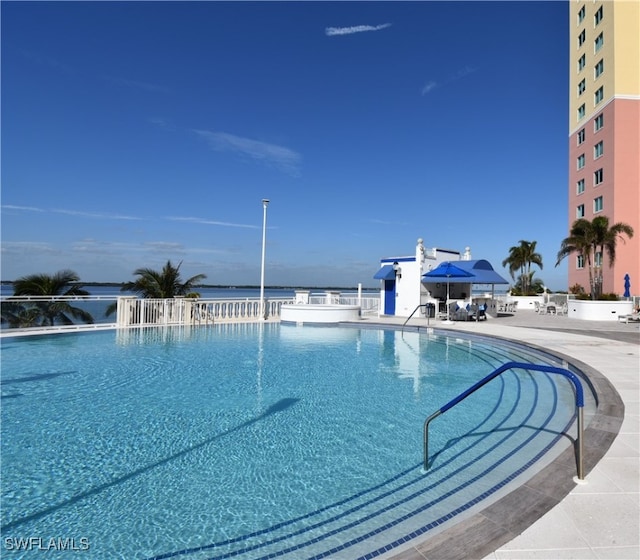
(384, 280, 396, 315)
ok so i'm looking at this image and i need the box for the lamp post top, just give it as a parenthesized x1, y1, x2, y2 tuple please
(262, 199, 270, 205)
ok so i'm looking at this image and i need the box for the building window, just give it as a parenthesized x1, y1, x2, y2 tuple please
(594, 113, 604, 131)
(578, 79, 586, 95)
(594, 59, 604, 78)
(578, 5, 585, 23)
(578, 54, 586, 71)
(594, 86, 604, 105)
(577, 255, 585, 269)
(577, 154, 585, 169)
(595, 251, 603, 267)
(594, 196, 603, 213)
(594, 168, 604, 185)
(595, 32, 604, 52)
(594, 6, 603, 25)
(578, 29, 586, 47)
(594, 141, 604, 158)
(577, 129, 585, 145)
(577, 204, 585, 218)
(577, 178, 585, 194)
(578, 104, 586, 120)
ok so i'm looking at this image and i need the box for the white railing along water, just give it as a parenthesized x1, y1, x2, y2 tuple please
(116, 297, 293, 326)
(117, 295, 380, 326)
(2, 293, 381, 334)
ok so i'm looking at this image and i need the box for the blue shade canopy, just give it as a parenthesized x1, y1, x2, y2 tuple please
(422, 262, 473, 280)
(373, 265, 396, 280)
(423, 260, 509, 284)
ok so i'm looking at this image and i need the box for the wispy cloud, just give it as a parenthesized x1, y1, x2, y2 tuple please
(143, 241, 185, 253)
(70, 239, 175, 255)
(451, 65, 477, 80)
(52, 208, 143, 220)
(0, 241, 59, 255)
(325, 23, 392, 36)
(2, 205, 262, 230)
(1, 205, 142, 221)
(148, 117, 174, 130)
(421, 81, 438, 95)
(193, 130, 301, 176)
(2, 205, 45, 213)
(167, 216, 260, 229)
(71, 239, 228, 256)
(421, 65, 478, 95)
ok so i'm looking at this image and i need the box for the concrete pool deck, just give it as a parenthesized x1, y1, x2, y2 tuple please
(364, 310, 639, 560)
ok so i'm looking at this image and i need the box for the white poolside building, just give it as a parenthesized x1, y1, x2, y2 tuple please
(374, 238, 509, 319)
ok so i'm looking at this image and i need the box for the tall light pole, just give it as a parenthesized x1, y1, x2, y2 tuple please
(259, 199, 269, 320)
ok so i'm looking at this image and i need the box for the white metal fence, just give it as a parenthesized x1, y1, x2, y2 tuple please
(1, 293, 381, 333)
(116, 295, 380, 326)
(116, 297, 292, 326)
(307, 294, 380, 315)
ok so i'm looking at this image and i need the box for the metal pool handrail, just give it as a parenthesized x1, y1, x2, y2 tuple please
(401, 303, 434, 333)
(423, 361, 586, 480)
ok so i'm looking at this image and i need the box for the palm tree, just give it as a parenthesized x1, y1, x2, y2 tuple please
(556, 216, 634, 299)
(502, 240, 543, 295)
(556, 218, 594, 294)
(122, 260, 207, 298)
(2, 270, 95, 327)
(105, 260, 207, 317)
(0, 302, 43, 328)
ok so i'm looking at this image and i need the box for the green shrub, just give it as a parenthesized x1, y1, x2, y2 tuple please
(569, 283, 585, 295)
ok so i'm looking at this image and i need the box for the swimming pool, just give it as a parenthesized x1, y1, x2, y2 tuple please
(0, 324, 595, 559)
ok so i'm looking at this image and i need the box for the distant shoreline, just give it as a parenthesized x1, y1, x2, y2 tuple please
(0, 281, 378, 291)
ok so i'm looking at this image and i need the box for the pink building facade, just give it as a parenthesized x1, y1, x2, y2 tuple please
(568, 1, 639, 297)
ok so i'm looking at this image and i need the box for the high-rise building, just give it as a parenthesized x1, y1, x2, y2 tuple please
(568, 0, 639, 296)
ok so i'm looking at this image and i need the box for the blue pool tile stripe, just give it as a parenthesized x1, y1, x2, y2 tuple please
(231, 371, 557, 559)
(279, 371, 564, 559)
(355, 414, 575, 560)
(150, 365, 572, 560)
(146, 375, 515, 560)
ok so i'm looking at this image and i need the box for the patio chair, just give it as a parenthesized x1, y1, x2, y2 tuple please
(556, 303, 568, 316)
(449, 302, 469, 321)
(618, 312, 640, 324)
(468, 304, 487, 321)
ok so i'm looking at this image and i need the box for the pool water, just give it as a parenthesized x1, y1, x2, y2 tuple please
(0, 324, 595, 559)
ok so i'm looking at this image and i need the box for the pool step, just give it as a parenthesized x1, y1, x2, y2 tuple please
(192, 405, 575, 560)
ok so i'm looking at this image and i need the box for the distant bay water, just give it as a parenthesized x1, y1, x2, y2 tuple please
(0, 286, 377, 327)
(0, 285, 374, 298)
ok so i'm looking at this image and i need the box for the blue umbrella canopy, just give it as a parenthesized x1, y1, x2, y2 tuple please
(423, 262, 473, 304)
(624, 274, 631, 298)
(423, 262, 474, 280)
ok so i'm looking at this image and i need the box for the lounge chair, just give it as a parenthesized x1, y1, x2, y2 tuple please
(448, 302, 470, 321)
(618, 312, 640, 324)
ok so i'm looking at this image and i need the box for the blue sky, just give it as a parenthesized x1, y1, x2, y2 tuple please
(1, 1, 569, 289)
